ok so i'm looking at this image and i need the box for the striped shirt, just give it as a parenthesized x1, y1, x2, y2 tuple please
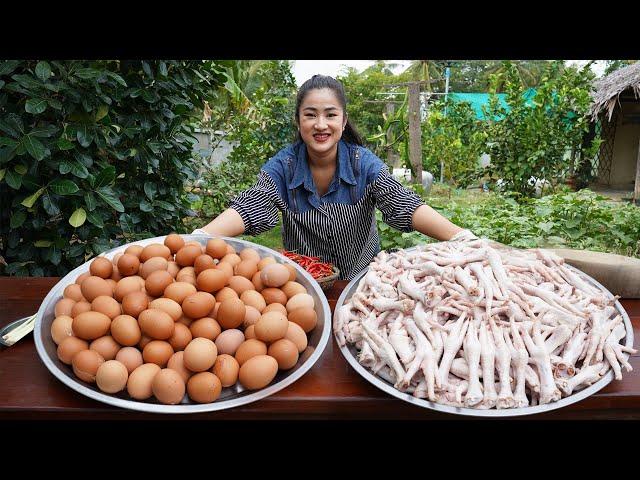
(229, 140, 424, 280)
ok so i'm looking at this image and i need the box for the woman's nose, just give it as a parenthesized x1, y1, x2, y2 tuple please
(315, 116, 327, 129)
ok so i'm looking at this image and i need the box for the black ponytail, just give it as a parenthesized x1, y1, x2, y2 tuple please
(294, 74, 364, 146)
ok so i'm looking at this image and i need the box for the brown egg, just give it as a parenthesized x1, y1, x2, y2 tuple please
(167, 351, 193, 383)
(143, 340, 174, 367)
(140, 256, 168, 279)
(72, 349, 105, 383)
(71, 300, 92, 317)
(115, 346, 143, 374)
(117, 253, 141, 277)
(254, 311, 288, 343)
(112, 253, 123, 266)
(225, 244, 236, 255)
(285, 264, 297, 282)
(138, 308, 175, 340)
(167, 261, 180, 278)
(215, 262, 234, 282)
(196, 269, 227, 294)
(234, 339, 268, 366)
(251, 271, 265, 292)
(182, 292, 215, 319)
(183, 338, 218, 372)
(187, 372, 222, 403)
(216, 298, 246, 330)
(194, 254, 216, 275)
(145, 270, 174, 297)
(115, 276, 143, 302)
(175, 244, 202, 267)
(124, 244, 144, 258)
(206, 238, 228, 259)
(243, 305, 262, 328)
(257, 256, 277, 270)
(176, 315, 193, 328)
(127, 363, 161, 400)
(105, 279, 118, 295)
(110, 268, 122, 282)
(149, 298, 182, 321)
(89, 257, 113, 279)
(110, 314, 142, 346)
(140, 243, 171, 262)
(215, 286, 238, 302)
(185, 240, 204, 252)
(75, 271, 91, 285)
(281, 281, 307, 299)
(168, 322, 193, 351)
(96, 360, 129, 393)
(189, 317, 221, 341)
(138, 334, 153, 350)
(51, 315, 74, 345)
(90, 335, 121, 360)
(72, 311, 111, 340)
(152, 368, 186, 405)
(240, 290, 266, 312)
(288, 307, 318, 333)
(234, 260, 258, 280)
(261, 288, 288, 306)
(55, 297, 75, 317)
(285, 321, 308, 353)
(164, 282, 197, 304)
(260, 264, 290, 288)
(211, 302, 221, 320)
(286, 293, 315, 312)
(91, 295, 122, 319)
(263, 303, 288, 316)
(57, 336, 89, 364)
(176, 266, 196, 279)
(214, 329, 245, 356)
(63, 283, 85, 302)
(164, 233, 185, 254)
(221, 253, 241, 268)
(81, 276, 113, 302)
(238, 355, 278, 390)
(121, 291, 148, 318)
(212, 354, 240, 387)
(228, 275, 254, 295)
(239, 248, 261, 263)
(268, 339, 299, 370)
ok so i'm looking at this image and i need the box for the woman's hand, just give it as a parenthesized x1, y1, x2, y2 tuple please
(450, 229, 478, 242)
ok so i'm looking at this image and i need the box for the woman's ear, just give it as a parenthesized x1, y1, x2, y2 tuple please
(343, 115, 347, 130)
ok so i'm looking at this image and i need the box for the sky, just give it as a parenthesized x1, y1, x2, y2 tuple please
(291, 60, 607, 86)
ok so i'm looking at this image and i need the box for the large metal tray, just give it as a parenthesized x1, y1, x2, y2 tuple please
(34, 235, 331, 414)
(334, 261, 634, 417)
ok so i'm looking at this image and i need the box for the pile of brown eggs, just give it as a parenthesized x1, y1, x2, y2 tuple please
(50, 234, 319, 405)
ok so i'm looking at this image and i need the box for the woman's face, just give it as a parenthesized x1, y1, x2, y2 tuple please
(298, 88, 347, 157)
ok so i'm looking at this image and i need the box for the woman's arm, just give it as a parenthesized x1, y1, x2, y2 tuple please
(197, 208, 246, 237)
(411, 204, 464, 241)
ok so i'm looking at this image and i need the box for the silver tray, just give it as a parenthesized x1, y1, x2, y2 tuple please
(34, 235, 331, 414)
(334, 260, 634, 417)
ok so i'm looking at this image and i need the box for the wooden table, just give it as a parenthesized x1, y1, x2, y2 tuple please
(1, 277, 639, 420)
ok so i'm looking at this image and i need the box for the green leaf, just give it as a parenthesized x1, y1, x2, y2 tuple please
(0, 60, 20, 76)
(29, 125, 58, 137)
(34, 240, 53, 247)
(10, 211, 27, 228)
(75, 68, 101, 80)
(35, 61, 52, 81)
(21, 187, 45, 207)
(42, 193, 60, 215)
(105, 71, 127, 87)
(0, 168, 4, 181)
(14, 164, 27, 174)
(84, 192, 97, 211)
(57, 137, 75, 150)
(154, 200, 175, 211)
(50, 246, 62, 265)
(69, 208, 87, 227)
(86, 209, 104, 227)
(5, 168, 22, 189)
(60, 158, 89, 178)
(97, 187, 125, 212)
(95, 104, 109, 121)
(22, 135, 46, 161)
(143, 181, 156, 200)
(159, 62, 168, 77)
(77, 124, 92, 147)
(536, 221, 555, 233)
(25, 98, 47, 114)
(49, 179, 79, 195)
(139, 199, 153, 212)
(94, 166, 116, 188)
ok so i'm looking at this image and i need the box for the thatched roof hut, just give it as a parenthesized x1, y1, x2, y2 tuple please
(587, 62, 640, 197)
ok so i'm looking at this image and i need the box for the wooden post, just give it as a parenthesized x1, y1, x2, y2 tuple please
(407, 82, 422, 185)
(634, 138, 640, 205)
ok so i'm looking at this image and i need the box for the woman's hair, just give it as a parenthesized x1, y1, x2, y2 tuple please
(294, 74, 364, 146)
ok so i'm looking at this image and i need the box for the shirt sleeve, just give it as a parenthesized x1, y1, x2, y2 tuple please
(228, 170, 283, 236)
(371, 165, 425, 232)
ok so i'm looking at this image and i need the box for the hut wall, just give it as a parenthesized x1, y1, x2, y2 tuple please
(609, 101, 640, 188)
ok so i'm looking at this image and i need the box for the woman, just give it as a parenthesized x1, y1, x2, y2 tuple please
(193, 75, 475, 280)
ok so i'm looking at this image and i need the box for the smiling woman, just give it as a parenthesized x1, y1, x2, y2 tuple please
(193, 75, 470, 280)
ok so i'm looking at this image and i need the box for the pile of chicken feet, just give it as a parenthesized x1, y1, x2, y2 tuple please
(334, 239, 637, 409)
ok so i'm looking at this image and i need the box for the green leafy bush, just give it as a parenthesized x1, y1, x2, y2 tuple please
(0, 60, 224, 276)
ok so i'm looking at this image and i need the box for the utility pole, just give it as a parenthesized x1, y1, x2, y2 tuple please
(408, 82, 422, 185)
(384, 102, 400, 167)
(441, 62, 451, 183)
